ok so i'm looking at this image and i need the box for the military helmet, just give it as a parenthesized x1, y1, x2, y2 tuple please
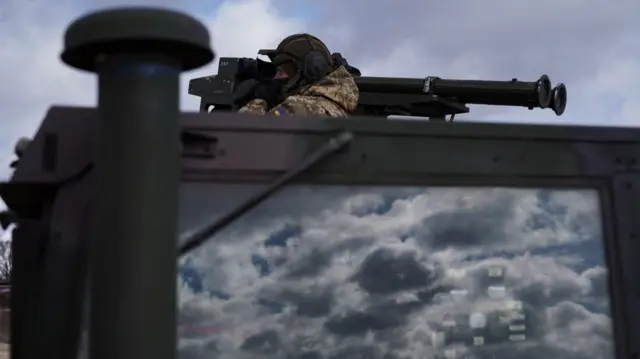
(272, 33, 334, 84)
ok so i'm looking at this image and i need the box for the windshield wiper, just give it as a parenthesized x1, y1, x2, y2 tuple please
(179, 131, 354, 256)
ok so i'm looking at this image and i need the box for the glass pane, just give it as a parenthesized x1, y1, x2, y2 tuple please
(178, 184, 613, 359)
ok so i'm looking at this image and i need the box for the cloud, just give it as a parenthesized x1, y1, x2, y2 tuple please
(182, 0, 307, 111)
(178, 185, 613, 358)
(0, 0, 303, 220)
(0, 0, 92, 175)
(0, 0, 303, 181)
(1, 0, 637, 177)
(290, 0, 640, 125)
(4, 0, 637, 177)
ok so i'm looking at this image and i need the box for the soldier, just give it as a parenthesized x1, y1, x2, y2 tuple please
(238, 34, 359, 117)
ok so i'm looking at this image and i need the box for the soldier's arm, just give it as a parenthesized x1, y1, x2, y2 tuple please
(238, 99, 269, 115)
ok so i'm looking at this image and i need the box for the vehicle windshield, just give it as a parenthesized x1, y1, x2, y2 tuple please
(177, 184, 613, 359)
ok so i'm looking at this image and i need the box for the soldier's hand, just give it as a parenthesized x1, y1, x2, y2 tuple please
(233, 79, 260, 107)
(254, 79, 286, 109)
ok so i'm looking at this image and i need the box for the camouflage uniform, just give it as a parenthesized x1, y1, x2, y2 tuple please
(238, 65, 359, 117)
(238, 33, 359, 117)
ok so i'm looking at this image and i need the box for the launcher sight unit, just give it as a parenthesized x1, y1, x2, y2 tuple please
(189, 49, 567, 120)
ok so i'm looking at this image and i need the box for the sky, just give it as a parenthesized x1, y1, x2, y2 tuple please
(0, 1, 635, 357)
(1, 0, 639, 175)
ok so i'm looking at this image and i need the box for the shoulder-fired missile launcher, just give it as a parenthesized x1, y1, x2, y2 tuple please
(189, 49, 566, 120)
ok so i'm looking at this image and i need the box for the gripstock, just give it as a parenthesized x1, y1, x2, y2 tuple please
(188, 49, 567, 120)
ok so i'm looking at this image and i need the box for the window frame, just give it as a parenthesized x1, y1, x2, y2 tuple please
(181, 111, 640, 359)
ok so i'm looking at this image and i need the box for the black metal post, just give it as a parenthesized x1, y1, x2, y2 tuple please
(60, 7, 214, 359)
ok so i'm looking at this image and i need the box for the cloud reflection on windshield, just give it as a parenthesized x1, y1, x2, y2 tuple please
(178, 185, 612, 359)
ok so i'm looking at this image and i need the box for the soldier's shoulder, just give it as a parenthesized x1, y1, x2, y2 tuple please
(238, 98, 268, 114)
(278, 95, 347, 117)
(280, 95, 326, 112)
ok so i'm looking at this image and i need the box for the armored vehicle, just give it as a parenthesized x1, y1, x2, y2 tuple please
(1, 7, 638, 359)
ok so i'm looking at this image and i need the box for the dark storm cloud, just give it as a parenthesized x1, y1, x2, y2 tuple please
(411, 191, 517, 250)
(352, 247, 438, 294)
(177, 186, 614, 359)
